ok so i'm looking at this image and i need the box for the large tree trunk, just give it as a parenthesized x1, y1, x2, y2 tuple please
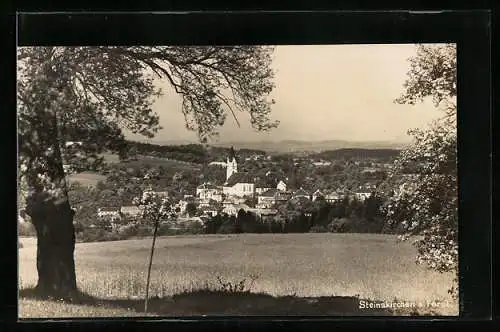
(26, 192, 78, 300)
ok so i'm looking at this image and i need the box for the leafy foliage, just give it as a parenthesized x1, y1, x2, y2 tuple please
(18, 45, 277, 197)
(132, 171, 176, 226)
(395, 44, 456, 108)
(17, 46, 277, 294)
(385, 43, 458, 297)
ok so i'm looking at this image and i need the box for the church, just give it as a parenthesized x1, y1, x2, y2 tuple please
(222, 147, 256, 197)
(197, 147, 295, 204)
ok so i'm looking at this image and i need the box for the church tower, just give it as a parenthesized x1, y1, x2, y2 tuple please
(226, 146, 238, 181)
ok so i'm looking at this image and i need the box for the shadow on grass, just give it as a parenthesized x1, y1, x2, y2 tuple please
(19, 287, 402, 316)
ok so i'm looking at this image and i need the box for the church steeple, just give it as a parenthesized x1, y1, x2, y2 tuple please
(226, 146, 238, 181)
(228, 146, 237, 162)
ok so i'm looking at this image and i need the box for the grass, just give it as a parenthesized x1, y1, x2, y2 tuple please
(18, 233, 458, 317)
(118, 155, 202, 171)
(19, 298, 155, 318)
(67, 171, 107, 187)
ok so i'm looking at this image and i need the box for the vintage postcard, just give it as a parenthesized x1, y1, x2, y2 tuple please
(18, 44, 458, 317)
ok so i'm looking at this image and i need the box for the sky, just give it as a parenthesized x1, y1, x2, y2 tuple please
(126, 44, 445, 144)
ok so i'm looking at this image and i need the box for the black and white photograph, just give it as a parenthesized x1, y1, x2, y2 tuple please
(17, 43, 459, 317)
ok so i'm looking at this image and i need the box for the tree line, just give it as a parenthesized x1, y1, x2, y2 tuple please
(204, 195, 386, 235)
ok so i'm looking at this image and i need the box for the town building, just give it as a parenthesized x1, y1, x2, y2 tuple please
(292, 188, 311, 200)
(143, 187, 169, 199)
(354, 190, 372, 201)
(97, 207, 121, 221)
(196, 183, 224, 202)
(223, 203, 251, 216)
(209, 161, 227, 167)
(276, 180, 287, 191)
(223, 172, 256, 197)
(324, 192, 343, 203)
(120, 206, 141, 218)
(312, 189, 325, 201)
(256, 188, 279, 208)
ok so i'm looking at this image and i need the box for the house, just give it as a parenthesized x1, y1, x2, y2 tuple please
(354, 190, 372, 202)
(199, 198, 221, 217)
(312, 161, 332, 167)
(254, 176, 277, 195)
(248, 208, 279, 222)
(143, 187, 169, 199)
(312, 189, 324, 201)
(292, 188, 311, 200)
(199, 194, 225, 208)
(65, 141, 83, 147)
(153, 191, 169, 198)
(200, 206, 219, 217)
(276, 180, 287, 192)
(275, 190, 292, 203)
(255, 186, 273, 195)
(223, 172, 255, 197)
(223, 203, 251, 216)
(120, 206, 141, 218)
(257, 188, 279, 208)
(208, 161, 227, 167)
(97, 207, 121, 221)
(324, 192, 342, 203)
(248, 207, 278, 218)
(196, 183, 223, 202)
(361, 168, 378, 174)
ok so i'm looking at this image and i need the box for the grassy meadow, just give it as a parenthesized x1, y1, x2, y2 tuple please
(66, 171, 107, 187)
(18, 233, 458, 317)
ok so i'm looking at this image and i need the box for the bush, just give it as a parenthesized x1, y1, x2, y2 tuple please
(309, 224, 328, 233)
(156, 223, 172, 236)
(77, 228, 104, 242)
(183, 222, 204, 235)
(136, 225, 153, 237)
(328, 218, 349, 233)
(217, 222, 236, 234)
(118, 224, 140, 239)
(328, 217, 384, 234)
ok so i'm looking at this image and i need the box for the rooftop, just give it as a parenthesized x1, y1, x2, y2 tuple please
(293, 188, 310, 196)
(197, 182, 219, 190)
(98, 207, 120, 212)
(225, 172, 254, 186)
(259, 188, 280, 197)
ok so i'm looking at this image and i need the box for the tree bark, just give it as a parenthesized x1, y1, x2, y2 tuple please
(26, 192, 78, 300)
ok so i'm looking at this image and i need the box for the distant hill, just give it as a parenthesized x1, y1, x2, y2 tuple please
(118, 155, 202, 172)
(206, 140, 407, 153)
(124, 140, 267, 163)
(311, 148, 401, 160)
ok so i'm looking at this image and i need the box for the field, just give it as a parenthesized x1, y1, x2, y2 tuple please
(18, 234, 458, 317)
(67, 171, 107, 187)
(118, 155, 202, 170)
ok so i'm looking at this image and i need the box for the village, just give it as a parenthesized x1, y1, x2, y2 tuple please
(17, 43, 460, 317)
(93, 146, 392, 232)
